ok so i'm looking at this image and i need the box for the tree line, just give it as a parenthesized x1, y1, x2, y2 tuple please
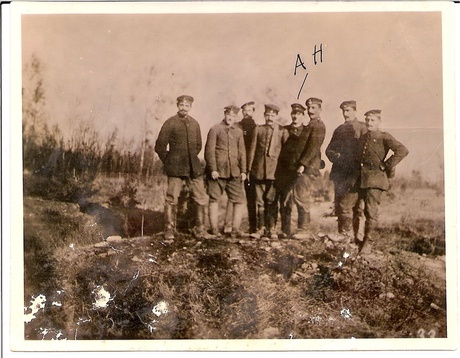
(22, 55, 164, 182)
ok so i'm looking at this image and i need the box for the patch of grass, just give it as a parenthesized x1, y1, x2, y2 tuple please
(23, 172, 100, 204)
(23, 196, 105, 311)
(22, 175, 447, 340)
(23, 229, 447, 340)
(377, 217, 445, 256)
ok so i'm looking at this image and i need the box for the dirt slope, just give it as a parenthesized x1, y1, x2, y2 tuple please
(23, 195, 447, 340)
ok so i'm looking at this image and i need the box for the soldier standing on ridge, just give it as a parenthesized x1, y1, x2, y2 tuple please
(325, 100, 367, 243)
(155, 95, 209, 240)
(283, 97, 326, 239)
(223, 101, 258, 235)
(276, 98, 326, 240)
(355, 109, 409, 254)
(205, 105, 247, 237)
(275, 103, 310, 238)
(247, 104, 289, 240)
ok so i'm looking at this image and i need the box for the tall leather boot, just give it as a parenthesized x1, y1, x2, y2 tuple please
(208, 201, 220, 237)
(298, 210, 310, 230)
(266, 204, 278, 240)
(360, 221, 376, 254)
(164, 203, 176, 240)
(280, 206, 292, 237)
(193, 204, 210, 239)
(337, 214, 344, 234)
(247, 199, 257, 234)
(223, 202, 233, 234)
(251, 207, 265, 238)
(258, 207, 265, 230)
(352, 201, 364, 242)
(328, 216, 353, 243)
(246, 179, 257, 234)
(352, 213, 362, 245)
(294, 210, 311, 239)
(231, 203, 245, 238)
(340, 217, 353, 242)
(353, 214, 360, 237)
(176, 191, 190, 233)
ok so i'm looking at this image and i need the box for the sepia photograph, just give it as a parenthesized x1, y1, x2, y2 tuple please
(3, 0, 458, 353)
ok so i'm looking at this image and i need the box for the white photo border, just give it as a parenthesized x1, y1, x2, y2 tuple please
(3, 0, 458, 353)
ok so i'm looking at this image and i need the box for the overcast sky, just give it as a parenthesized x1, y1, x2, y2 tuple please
(20, 7, 445, 180)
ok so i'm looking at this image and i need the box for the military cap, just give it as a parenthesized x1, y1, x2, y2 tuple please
(305, 97, 323, 106)
(224, 105, 240, 114)
(241, 101, 255, 110)
(264, 104, 280, 114)
(177, 95, 194, 103)
(340, 100, 357, 109)
(364, 109, 382, 117)
(291, 103, 306, 113)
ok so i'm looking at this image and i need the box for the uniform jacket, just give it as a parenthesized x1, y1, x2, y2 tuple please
(297, 118, 326, 177)
(205, 121, 247, 178)
(359, 130, 409, 190)
(248, 123, 289, 180)
(274, 124, 306, 191)
(276, 124, 306, 176)
(326, 119, 367, 185)
(236, 118, 257, 152)
(236, 117, 257, 169)
(275, 119, 325, 191)
(155, 114, 204, 178)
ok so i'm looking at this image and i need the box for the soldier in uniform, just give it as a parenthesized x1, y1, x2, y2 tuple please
(275, 103, 308, 238)
(223, 101, 258, 235)
(275, 99, 326, 239)
(356, 109, 409, 254)
(325, 100, 367, 242)
(155, 95, 209, 240)
(205, 105, 247, 237)
(247, 104, 289, 239)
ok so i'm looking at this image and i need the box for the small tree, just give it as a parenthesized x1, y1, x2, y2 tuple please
(22, 54, 49, 172)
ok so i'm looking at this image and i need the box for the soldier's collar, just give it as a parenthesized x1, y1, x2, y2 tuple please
(221, 120, 234, 128)
(367, 129, 382, 136)
(291, 123, 303, 129)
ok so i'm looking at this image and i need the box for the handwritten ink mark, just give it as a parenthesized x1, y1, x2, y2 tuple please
(312, 43, 323, 65)
(297, 72, 309, 100)
(293, 44, 323, 99)
(294, 54, 307, 75)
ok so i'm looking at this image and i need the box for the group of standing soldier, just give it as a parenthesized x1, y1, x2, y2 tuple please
(155, 95, 408, 255)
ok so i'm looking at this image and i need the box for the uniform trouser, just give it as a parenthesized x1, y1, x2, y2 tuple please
(165, 176, 208, 206)
(340, 187, 383, 239)
(360, 188, 383, 240)
(224, 177, 257, 232)
(208, 178, 246, 232)
(164, 176, 208, 231)
(254, 180, 278, 231)
(244, 177, 257, 233)
(278, 174, 314, 234)
(207, 177, 246, 204)
(334, 180, 362, 235)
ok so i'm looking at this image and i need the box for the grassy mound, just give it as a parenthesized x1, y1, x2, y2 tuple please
(22, 177, 447, 340)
